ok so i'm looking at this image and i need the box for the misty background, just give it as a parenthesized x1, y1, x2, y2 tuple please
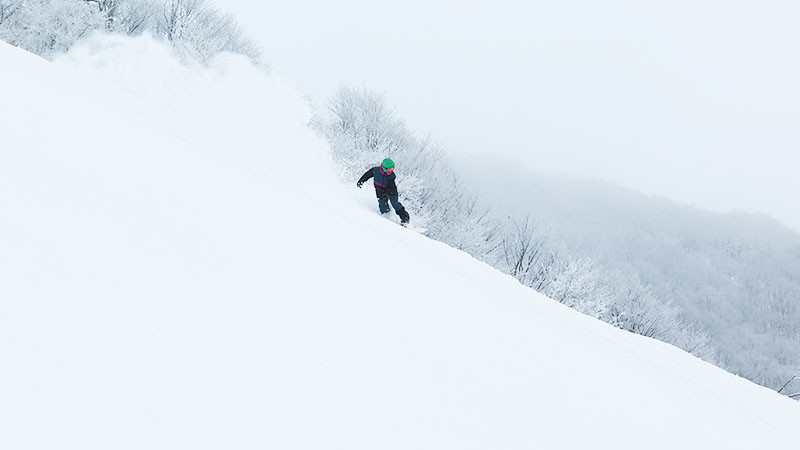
(226, 0, 800, 230)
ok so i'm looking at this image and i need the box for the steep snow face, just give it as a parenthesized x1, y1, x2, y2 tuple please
(0, 35, 798, 450)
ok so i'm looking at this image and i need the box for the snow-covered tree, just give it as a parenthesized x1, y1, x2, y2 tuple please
(0, 0, 23, 26)
(155, 0, 260, 64)
(498, 216, 555, 291)
(95, 0, 155, 35)
(545, 256, 612, 319)
(0, 0, 105, 57)
(0, 0, 261, 64)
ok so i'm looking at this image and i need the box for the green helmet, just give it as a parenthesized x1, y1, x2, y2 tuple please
(381, 158, 395, 169)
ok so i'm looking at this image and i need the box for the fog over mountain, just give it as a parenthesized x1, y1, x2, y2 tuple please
(224, 0, 800, 230)
(456, 155, 800, 390)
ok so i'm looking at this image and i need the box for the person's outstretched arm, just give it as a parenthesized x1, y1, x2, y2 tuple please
(357, 168, 374, 187)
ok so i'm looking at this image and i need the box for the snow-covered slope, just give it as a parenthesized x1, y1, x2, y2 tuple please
(1, 35, 798, 450)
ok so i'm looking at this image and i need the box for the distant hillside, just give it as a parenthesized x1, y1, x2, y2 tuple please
(457, 156, 800, 391)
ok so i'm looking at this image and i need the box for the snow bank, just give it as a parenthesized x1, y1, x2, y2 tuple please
(1, 34, 798, 449)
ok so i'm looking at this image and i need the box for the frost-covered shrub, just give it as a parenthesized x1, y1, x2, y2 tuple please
(497, 215, 717, 361)
(0, 0, 261, 64)
(155, 0, 260, 64)
(0, 0, 105, 58)
(98, 0, 157, 35)
(603, 271, 716, 360)
(0, 1, 23, 26)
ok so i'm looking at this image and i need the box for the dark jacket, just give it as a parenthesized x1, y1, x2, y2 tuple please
(358, 166, 398, 198)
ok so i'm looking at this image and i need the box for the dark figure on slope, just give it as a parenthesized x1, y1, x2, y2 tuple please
(357, 158, 411, 225)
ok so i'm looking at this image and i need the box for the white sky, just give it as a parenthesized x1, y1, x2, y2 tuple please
(223, 0, 800, 230)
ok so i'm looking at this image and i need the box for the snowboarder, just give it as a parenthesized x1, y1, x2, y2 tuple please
(357, 158, 411, 225)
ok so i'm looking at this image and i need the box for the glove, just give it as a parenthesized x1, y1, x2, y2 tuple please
(357, 181, 363, 188)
